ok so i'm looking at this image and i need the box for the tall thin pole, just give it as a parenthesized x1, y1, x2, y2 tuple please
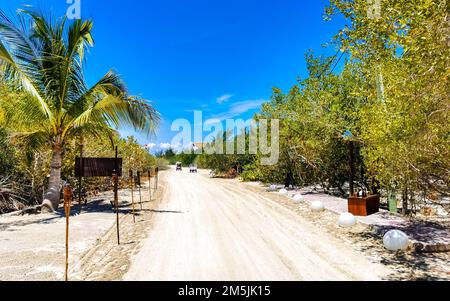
(78, 139, 83, 214)
(137, 171, 142, 210)
(64, 185, 72, 282)
(129, 170, 135, 223)
(113, 146, 120, 245)
(349, 141, 355, 197)
(148, 170, 152, 202)
(155, 167, 159, 190)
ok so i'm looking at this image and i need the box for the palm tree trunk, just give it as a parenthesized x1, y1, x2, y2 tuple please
(41, 142, 63, 212)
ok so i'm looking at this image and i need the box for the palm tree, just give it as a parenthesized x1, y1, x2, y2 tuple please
(0, 11, 159, 212)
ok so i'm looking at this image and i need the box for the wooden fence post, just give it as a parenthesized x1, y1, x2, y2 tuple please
(148, 170, 152, 202)
(137, 171, 142, 210)
(155, 167, 159, 190)
(78, 142, 83, 214)
(129, 170, 135, 223)
(63, 185, 73, 281)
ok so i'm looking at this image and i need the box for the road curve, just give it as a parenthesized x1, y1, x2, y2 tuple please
(124, 167, 389, 281)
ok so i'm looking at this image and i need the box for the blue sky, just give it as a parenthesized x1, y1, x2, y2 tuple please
(1, 0, 346, 152)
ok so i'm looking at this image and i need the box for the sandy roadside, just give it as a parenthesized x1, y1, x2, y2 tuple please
(0, 176, 163, 281)
(2, 168, 448, 281)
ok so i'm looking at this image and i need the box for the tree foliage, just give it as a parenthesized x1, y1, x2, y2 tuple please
(0, 10, 159, 211)
(200, 1, 449, 214)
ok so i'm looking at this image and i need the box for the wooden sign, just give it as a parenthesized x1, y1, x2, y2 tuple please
(75, 157, 123, 177)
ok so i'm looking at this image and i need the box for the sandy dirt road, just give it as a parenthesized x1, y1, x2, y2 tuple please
(124, 167, 391, 281)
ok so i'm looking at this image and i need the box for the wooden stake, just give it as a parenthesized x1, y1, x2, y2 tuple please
(129, 170, 135, 223)
(78, 141, 83, 214)
(113, 171, 120, 245)
(137, 171, 143, 210)
(148, 170, 152, 202)
(155, 167, 159, 190)
(63, 185, 73, 282)
(113, 147, 120, 245)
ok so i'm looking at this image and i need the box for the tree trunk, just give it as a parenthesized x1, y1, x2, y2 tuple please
(284, 169, 294, 188)
(41, 142, 63, 212)
(402, 186, 409, 216)
(348, 141, 355, 196)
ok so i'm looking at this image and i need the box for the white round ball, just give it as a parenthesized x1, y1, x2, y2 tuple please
(279, 188, 288, 195)
(293, 194, 304, 203)
(383, 230, 409, 251)
(310, 201, 324, 212)
(268, 184, 277, 192)
(339, 212, 356, 228)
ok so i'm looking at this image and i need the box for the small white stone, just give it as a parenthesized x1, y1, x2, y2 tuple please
(279, 188, 288, 195)
(383, 230, 409, 251)
(293, 194, 304, 203)
(339, 212, 356, 228)
(311, 201, 324, 212)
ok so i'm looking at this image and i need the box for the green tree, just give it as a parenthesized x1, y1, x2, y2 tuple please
(327, 0, 450, 213)
(0, 11, 159, 211)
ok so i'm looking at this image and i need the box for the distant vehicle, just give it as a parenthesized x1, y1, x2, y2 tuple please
(189, 164, 198, 173)
(176, 162, 182, 171)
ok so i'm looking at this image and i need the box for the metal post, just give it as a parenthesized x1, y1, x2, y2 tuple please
(129, 170, 135, 223)
(63, 185, 73, 282)
(148, 170, 152, 202)
(137, 171, 142, 210)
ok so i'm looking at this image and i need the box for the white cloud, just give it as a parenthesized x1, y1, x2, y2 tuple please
(159, 143, 172, 150)
(216, 94, 234, 104)
(205, 99, 266, 125)
(145, 143, 157, 150)
(153, 141, 196, 153)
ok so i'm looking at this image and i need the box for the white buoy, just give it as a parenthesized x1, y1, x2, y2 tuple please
(293, 194, 304, 203)
(310, 201, 324, 212)
(268, 184, 277, 192)
(339, 212, 356, 228)
(383, 230, 409, 251)
(279, 188, 288, 195)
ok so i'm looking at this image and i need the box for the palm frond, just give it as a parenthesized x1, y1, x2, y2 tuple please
(67, 19, 94, 62)
(9, 129, 49, 152)
(65, 70, 126, 118)
(0, 10, 159, 147)
(0, 10, 54, 124)
(68, 93, 159, 138)
(3, 93, 48, 129)
(69, 121, 117, 145)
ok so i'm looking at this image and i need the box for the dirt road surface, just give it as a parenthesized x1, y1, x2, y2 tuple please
(124, 167, 391, 281)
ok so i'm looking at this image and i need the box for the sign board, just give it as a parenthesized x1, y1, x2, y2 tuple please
(75, 157, 123, 177)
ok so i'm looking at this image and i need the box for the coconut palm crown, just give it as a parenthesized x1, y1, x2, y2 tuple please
(0, 10, 159, 211)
